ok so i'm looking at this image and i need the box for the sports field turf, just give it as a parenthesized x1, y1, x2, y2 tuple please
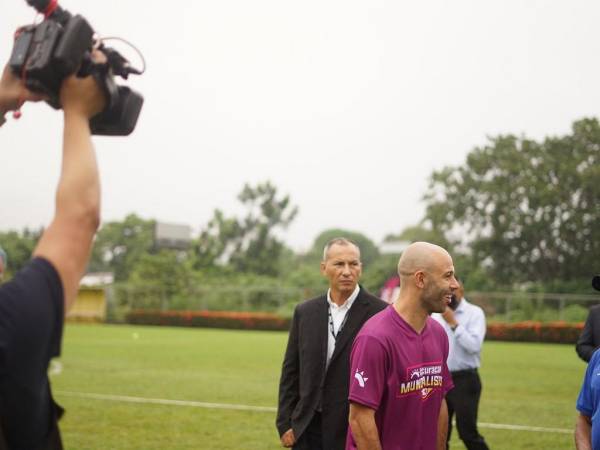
(51, 324, 584, 449)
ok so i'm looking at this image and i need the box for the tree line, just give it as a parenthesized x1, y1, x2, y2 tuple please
(1, 118, 599, 299)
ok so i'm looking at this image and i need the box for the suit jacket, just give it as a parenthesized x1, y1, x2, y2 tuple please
(276, 287, 388, 450)
(576, 305, 600, 362)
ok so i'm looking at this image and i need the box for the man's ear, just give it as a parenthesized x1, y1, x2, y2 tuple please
(320, 261, 326, 276)
(415, 271, 426, 289)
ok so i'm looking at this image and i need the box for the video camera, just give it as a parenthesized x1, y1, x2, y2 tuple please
(8, 0, 144, 136)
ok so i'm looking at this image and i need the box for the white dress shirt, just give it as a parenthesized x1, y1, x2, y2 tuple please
(432, 298, 486, 372)
(326, 285, 360, 368)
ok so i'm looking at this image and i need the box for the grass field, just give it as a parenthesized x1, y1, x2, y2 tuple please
(51, 324, 585, 449)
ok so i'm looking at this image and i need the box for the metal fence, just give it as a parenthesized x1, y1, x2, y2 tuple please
(105, 284, 600, 323)
(467, 291, 600, 323)
(106, 284, 318, 321)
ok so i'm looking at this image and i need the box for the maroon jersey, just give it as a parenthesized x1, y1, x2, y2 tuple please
(347, 306, 453, 450)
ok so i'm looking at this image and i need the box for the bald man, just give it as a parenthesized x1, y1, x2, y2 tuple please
(346, 242, 458, 450)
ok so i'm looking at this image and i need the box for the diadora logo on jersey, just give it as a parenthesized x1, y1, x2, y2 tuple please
(354, 370, 369, 388)
(420, 387, 434, 400)
(398, 362, 443, 400)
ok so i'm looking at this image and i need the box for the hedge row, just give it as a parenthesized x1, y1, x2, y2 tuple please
(126, 311, 585, 344)
(126, 310, 291, 331)
(486, 321, 584, 344)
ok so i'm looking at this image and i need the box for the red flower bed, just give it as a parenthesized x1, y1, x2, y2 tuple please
(126, 311, 583, 343)
(126, 310, 291, 331)
(486, 321, 584, 344)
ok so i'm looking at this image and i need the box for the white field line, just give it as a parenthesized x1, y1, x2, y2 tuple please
(55, 391, 277, 413)
(477, 422, 571, 434)
(56, 391, 572, 435)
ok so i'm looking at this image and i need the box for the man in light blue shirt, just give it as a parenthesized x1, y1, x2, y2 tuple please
(432, 281, 489, 450)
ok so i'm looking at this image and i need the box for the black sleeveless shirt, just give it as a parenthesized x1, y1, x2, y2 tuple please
(0, 258, 64, 449)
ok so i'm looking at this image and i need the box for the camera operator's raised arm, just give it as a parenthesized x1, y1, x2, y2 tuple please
(0, 1, 141, 445)
(32, 72, 105, 310)
(0, 62, 106, 448)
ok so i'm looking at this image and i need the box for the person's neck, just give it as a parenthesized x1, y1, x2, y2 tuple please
(393, 296, 428, 334)
(330, 288, 352, 306)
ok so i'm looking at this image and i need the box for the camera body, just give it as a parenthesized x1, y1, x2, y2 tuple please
(9, 1, 143, 136)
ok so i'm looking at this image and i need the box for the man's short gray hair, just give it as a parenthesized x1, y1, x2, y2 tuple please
(322, 237, 360, 261)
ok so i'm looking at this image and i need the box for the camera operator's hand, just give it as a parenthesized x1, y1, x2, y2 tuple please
(59, 74, 106, 121)
(59, 51, 107, 120)
(0, 65, 45, 127)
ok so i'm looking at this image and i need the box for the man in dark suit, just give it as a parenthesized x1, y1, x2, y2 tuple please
(576, 276, 600, 362)
(276, 237, 388, 450)
(576, 306, 600, 362)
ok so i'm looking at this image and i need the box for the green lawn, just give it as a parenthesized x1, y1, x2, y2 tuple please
(51, 324, 585, 449)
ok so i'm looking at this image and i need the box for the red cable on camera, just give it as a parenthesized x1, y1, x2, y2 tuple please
(44, 0, 59, 18)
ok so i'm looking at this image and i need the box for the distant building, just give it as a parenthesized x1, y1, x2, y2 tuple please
(154, 222, 192, 250)
(379, 240, 410, 255)
(80, 272, 114, 287)
(69, 272, 114, 322)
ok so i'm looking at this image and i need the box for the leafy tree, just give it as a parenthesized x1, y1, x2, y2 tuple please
(423, 118, 600, 288)
(360, 253, 399, 295)
(0, 228, 43, 277)
(129, 250, 191, 301)
(193, 181, 298, 276)
(380, 224, 494, 290)
(90, 214, 156, 281)
(384, 223, 450, 249)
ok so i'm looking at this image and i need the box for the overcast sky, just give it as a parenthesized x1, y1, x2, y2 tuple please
(1, 0, 599, 251)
